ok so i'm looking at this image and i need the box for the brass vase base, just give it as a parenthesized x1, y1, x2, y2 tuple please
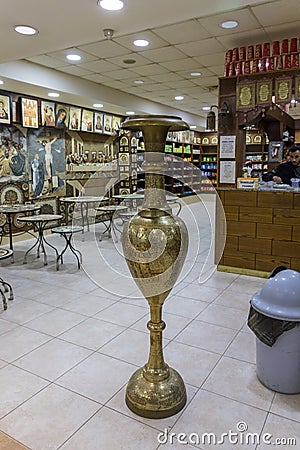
(125, 366, 187, 419)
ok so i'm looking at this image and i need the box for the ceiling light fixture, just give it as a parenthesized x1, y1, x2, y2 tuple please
(14, 25, 39, 35)
(0, 80, 4, 85)
(66, 54, 81, 62)
(175, 95, 184, 100)
(98, 0, 124, 11)
(123, 59, 136, 65)
(190, 72, 201, 77)
(190, 125, 196, 129)
(48, 92, 60, 98)
(202, 106, 211, 111)
(220, 20, 239, 29)
(93, 103, 104, 108)
(133, 39, 149, 47)
(126, 111, 135, 115)
(133, 80, 144, 84)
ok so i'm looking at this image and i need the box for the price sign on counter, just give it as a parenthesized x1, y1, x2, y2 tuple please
(237, 178, 259, 189)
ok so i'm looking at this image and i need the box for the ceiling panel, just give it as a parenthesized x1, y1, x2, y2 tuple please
(114, 30, 169, 51)
(103, 68, 143, 81)
(195, 52, 227, 67)
(78, 41, 130, 59)
(154, 20, 212, 44)
(106, 52, 153, 68)
(199, 8, 261, 35)
(175, 38, 226, 57)
(26, 55, 67, 69)
(129, 63, 170, 76)
(46, 48, 98, 64)
(217, 29, 270, 49)
(160, 57, 204, 72)
(148, 72, 184, 83)
(57, 66, 94, 77)
(251, 0, 300, 26)
(139, 46, 187, 63)
(77, 60, 120, 73)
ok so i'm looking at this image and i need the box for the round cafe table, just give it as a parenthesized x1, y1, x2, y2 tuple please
(18, 214, 62, 266)
(0, 203, 40, 255)
(59, 196, 108, 231)
(96, 204, 127, 241)
(51, 225, 83, 270)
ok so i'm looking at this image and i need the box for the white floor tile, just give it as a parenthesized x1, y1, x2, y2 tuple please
(175, 320, 237, 354)
(56, 352, 135, 404)
(172, 390, 267, 450)
(0, 384, 100, 450)
(203, 356, 274, 410)
(60, 406, 160, 450)
(14, 338, 92, 381)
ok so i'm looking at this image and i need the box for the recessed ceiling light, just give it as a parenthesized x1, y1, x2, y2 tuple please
(0, 80, 4, 85)
(133, 80, 144, 84)
(126, 111, 135, 115)
(202, 106, 211, 111)
(14, 25, 39, 35)
(66, 54, 81, 62)
(48, 92, 60, 98)
(220, 20, 239, 29)
(133, 39, 149, 47)
(190, 125, 197, 129)
(190, 72, 201, 77)
(93, 103, 104, 108)
(175, 96, 184, 101)
(98, 0, 124, 11)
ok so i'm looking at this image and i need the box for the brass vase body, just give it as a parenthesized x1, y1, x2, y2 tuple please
(121, 115, 189, 418)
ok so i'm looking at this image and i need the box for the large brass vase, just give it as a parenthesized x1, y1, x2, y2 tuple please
(121, 115, 189, 418)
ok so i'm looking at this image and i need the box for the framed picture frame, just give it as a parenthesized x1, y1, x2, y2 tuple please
(256, 78, 273, 106)
(55, 104, 69, 129)
(275, 76, 292, 105)
(21, 97, 38, 128)
(103, 114, 112, 135)
(0, 94, 11, 124)
(41, 101, 56, 127)
(94, 112, 103, 133)
(268, 141, 283, 162)
(236, 81, 256, 111)
(68, 106, 81, 131)
(81, 109, 94, 132)
(112, 116, 121, 134)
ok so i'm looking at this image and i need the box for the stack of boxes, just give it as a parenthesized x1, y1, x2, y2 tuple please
(224, 38, 299, 76)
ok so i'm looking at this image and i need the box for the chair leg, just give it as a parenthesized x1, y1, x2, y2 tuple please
(0, 288, 7, 310)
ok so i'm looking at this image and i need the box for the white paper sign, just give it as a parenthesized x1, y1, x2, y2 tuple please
(220, 135, 236, 159)
(220, 161, 236, 184)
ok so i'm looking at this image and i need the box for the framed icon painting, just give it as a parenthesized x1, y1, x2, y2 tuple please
(21, 97, 38, 128)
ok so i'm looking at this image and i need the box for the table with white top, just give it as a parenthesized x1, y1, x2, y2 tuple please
(0, 203, 40, 255)
(59, 196, 108, 230)
(18, 214, 63, 265)
(96, 204, 128, 241)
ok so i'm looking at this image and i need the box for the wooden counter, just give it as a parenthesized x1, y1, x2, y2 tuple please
(216, 188, 300, 276)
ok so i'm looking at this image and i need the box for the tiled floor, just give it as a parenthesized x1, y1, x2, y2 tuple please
(0, 205, 300, 450)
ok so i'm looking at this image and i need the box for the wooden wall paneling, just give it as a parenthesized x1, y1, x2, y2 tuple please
(256, 255, 291, 273)
(273, 208, 300, 225)
(257, 223, 292, 241)
(257, 191, 293, 209)
(239, 206, 273, 223)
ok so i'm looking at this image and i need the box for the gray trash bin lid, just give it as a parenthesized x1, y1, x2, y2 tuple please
(251, 269, 300, 321)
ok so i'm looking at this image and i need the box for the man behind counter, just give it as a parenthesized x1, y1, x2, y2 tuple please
(263, 144, 300, 185)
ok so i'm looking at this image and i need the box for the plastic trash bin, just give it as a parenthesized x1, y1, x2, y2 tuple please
(248, 269, 300, 394)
